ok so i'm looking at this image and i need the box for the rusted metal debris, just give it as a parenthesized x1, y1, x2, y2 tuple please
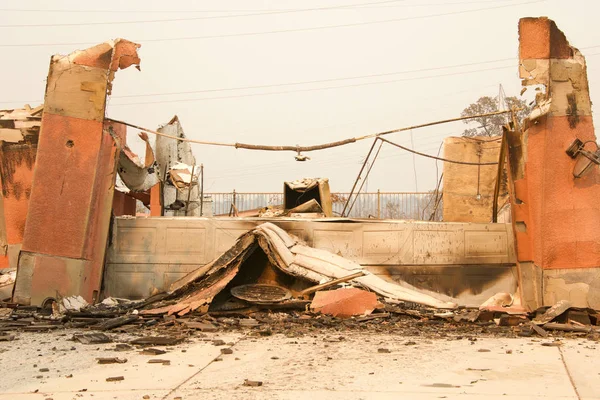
(117, 131, 159, 192)
(284, 178, 332, 217)
(231, 284, 292, 304)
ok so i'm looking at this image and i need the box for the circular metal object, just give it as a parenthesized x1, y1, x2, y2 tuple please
(41, 297, 56, 310)
(231, 284, 292, 304)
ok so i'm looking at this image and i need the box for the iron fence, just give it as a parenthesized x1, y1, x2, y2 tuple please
(206, 191, 442, 220)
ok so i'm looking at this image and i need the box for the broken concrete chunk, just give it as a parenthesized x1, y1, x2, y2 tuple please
(60, 296, 89, 313)
(479, 293, 513, 309)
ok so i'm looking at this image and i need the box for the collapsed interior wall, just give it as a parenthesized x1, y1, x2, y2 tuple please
(13, 39, 141, 306)
(512, 17, 600, 310)
(442, 136, 507, 223)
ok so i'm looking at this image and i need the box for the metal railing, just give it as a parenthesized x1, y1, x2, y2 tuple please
(206, 191, 442, 220)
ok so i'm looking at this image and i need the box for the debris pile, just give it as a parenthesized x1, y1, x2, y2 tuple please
(1, 293, 599, 344)
(2, 223, 600, 341)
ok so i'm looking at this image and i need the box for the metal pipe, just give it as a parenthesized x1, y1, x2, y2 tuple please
(492, 129, 508, 222)
(342, 138, 379, 217)
(346, 139, 384, 217)
(200, 164, 204, 217)
(185, 164, 195, 216)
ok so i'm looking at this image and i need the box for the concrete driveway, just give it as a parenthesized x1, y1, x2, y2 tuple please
(0, 331, 597, 400)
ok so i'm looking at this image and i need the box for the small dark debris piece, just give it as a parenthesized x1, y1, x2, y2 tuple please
(271, 356, 279, 360)
(542, 341, 562, 347)
(221, 348, 233, 355)
(182, 321, 218, 332)
(239, 319, 260, 327)
(147, 359, 170, 365)
(477, 349, 491, 353)
(405, 341, 417, 346)
(130, 336, 183, 346)
(212, 339, 226, 346)
(39, 368, 49, 372)
(114, 343, 133, 352)
(72, 333, 112, 344)
(377, 348, 391, 353)
(423, 383, 461, 388)
(65, 374, 73, 378)
(96, 357, 127, 364)
(140, 348, 167, 355)
(106, 376, 124, 382)
(531, 324, 549, 338)
(95, 315, 140, 331)
(498, 315, 527, 327)
(243, 379, 263, 387)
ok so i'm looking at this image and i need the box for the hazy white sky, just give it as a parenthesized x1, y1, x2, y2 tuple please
(2, 0, 599, 192)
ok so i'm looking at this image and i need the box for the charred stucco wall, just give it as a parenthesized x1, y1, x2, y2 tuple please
(442, 136, 506, 223)
(13, 40, 140, 306)
(0, 106, 42, 269)
(0, 174, 6, 267)
(513, 17, 600, 309)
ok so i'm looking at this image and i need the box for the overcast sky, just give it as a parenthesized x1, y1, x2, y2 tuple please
(2, 0, 599, 193)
